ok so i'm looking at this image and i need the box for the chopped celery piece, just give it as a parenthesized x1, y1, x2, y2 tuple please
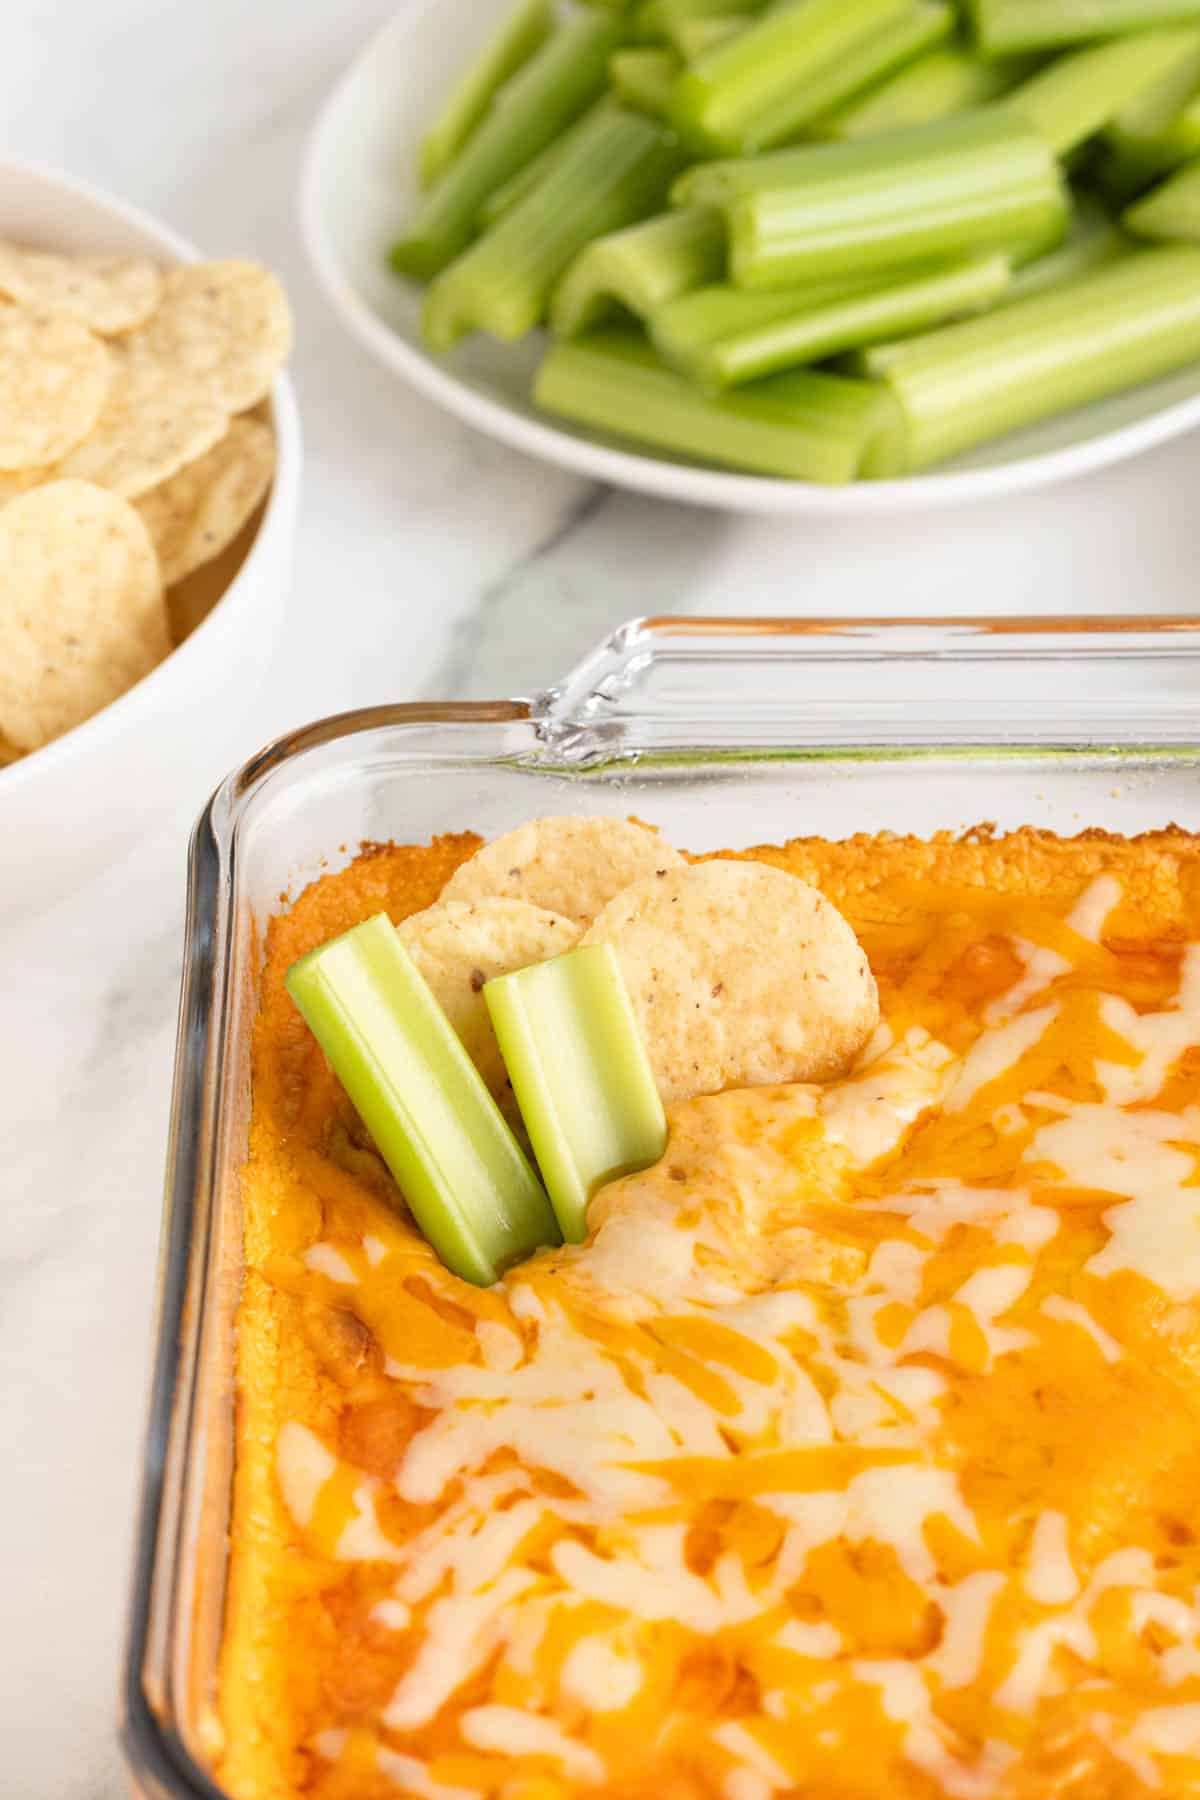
(424, 108, 685, 348)
(672, 15, 749, 56)
(478, 100, 615, 227)
(816, 43, 1037, 139)
(1101, 50, 1200, 190)
(1004, 195, 1129, 297)
(551, 206, 726, 334)
(534, 327, 909, 480)
(670, 0, 913, 153)
(636, 0, 762, 43)
(1009, 28, 1200, 155)
(968, 0, 1200, 55)
(879, 243, 1200, 466)
(653, 253, 1011, 383)
(848, 206, 1127, 372)
(286, 915, 558, 1287)
(1126, 154, 1200, 238)
(391, 14, 621, 282)
(484, 945, 667, 1244)
(419, 0, 553, 192)
(747, 1, 956, 151)
(610, 47, 682, 116)
(726, 108, 1067, 288)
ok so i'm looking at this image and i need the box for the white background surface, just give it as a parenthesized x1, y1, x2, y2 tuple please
(4, 3, 1200, 1796)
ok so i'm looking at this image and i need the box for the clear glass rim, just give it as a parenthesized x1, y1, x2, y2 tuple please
(122, 609, 1200, 1800)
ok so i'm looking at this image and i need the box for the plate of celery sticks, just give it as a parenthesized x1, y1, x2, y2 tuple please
(301, 0, 1200, 510)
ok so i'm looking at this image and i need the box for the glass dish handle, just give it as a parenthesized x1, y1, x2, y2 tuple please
(532, 614, 1200, 754)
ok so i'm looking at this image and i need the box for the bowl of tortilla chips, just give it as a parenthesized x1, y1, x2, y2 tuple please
(0, 159, 301, 925)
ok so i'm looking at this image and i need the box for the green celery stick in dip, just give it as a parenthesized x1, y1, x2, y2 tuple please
(286, 914, 559, 1287)
(485, 944, 668, 1244)
(418, 0, 554, 191)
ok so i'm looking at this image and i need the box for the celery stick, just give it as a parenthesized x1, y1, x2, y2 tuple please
(424, 108, 685, 348)
(672, 15, 749, 56)
(879, 243, 1200, 466)
(670, 0, 914, 153)
(391, 14, 622, 282)
(968, 0, 1200, 55)
(551, 206, 726, 334)
(654, 252, 1011, 383)
(1009, 28, 1200, 156)
(1126, 154, 1200, 237)
(419, 0, 554, 192)
(746, 2, 956, 151)
(726, 108, 1067, 288)
(534, 327, 909, 479)
(636, 0, 762, 42)
(286, 916, 558, 1287)
(610, 47, 682, 116)
(484, 946, 667, 1244)
(848, 201, 1127, 374)
(1005, 195, 1128, 295)
(816, 43, 1036, 139)
(478, 100, 615, 227)
(1101, 49, 1200, 190)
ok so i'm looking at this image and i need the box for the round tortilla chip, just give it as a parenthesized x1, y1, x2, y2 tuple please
(0, 466, 46, 507)
(0, 481, 169, 751)
(135, 260, 292, 413)
(135, 416, 275, 585)
(0, 243, 161, 334)
(581, 860, 879, 1102)
(397, 898, 582, 1100)
(0, 306, 109, 469)
(54, 342, 228, 498)
(441, 816, 684, 925)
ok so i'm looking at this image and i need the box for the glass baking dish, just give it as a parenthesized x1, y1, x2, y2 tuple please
(122, 613, 1200, 1800)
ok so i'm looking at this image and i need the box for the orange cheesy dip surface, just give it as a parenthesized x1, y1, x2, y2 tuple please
(221, 828, 1200, 1800)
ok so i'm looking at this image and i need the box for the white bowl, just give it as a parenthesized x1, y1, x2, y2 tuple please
(0, 160, 301, 926)
(301, 0, 1200, 515)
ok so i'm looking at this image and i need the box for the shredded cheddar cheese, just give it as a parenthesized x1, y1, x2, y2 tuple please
(219, 829, 1200, 1800)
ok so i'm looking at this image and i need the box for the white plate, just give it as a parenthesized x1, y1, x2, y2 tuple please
(0, 159, 301, 924)
(301, 0, 1200, 515)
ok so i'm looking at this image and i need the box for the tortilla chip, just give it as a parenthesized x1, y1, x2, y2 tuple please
(441, 816, 684, 925)
(0, 306, 109, 469)
(0, 734, 22, 767)
(0, 243, 161, 334)
(581, 860, 879, 1102)
(0, 481, 169, 751)
(135, 416, 275, 585)
(54, 341, 228, 498)
(0, 466, 46, 506)
(136, 260, 292, 413)
(165, 505, 264, 643)
(398, 898, 582, 1100)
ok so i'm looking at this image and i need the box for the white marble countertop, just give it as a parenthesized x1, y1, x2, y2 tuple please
(5, 2, 1200, 1795)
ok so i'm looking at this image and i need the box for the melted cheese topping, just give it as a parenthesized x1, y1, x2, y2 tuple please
(223, 839, 1200, 1800)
